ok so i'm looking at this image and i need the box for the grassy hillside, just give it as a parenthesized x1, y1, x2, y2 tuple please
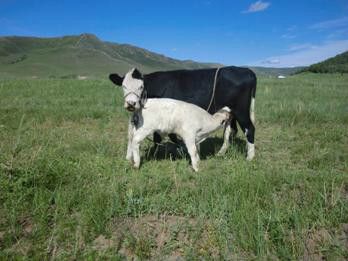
(0, 73, 347, 259)
(0, 34, 302, 79)
(301, 51, 348, 73)
(0, 34, 221, 79)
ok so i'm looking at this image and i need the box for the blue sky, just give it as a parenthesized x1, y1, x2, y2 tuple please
(1, 0, 348, 67)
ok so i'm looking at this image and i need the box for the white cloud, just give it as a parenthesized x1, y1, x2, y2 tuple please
(243, 1, 271, 13)
(281, 33, 296, 39)
(310, 16, 348, 30)
(327, 28, 348, 39)
(288, 43, 315, 52)
(251, 40, 348, 67)
(280, 25, 297, 39)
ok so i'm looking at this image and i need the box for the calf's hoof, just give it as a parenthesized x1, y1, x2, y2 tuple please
(192, 165, 199, 172)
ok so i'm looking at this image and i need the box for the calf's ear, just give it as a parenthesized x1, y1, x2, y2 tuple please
(109, 74, 124, 86)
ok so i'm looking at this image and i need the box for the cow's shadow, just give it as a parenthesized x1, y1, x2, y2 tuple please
(143, 136, 246, 161)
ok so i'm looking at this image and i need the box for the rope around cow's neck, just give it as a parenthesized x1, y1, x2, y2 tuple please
(206, 67, 221, 112)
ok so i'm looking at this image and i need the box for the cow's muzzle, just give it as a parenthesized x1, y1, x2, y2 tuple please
(125, 102, 136, 111)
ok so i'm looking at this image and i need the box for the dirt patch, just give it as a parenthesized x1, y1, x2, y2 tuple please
(0, 231, 5, 245)
(338, 223, 348, 250)
(342, 183, 348, 201)
(303, 228, 333, 261)
(19, 216, 34, 235)
(92, 235, 114, 251)
(91, 214, 224, 259)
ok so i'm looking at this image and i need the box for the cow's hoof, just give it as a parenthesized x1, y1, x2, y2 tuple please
(246, 154, 255, 161)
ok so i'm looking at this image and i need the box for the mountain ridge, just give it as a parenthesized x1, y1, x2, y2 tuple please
(0, 33, 302, 78)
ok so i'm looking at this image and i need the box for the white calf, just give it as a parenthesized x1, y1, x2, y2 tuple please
(126, 98, 231, 171)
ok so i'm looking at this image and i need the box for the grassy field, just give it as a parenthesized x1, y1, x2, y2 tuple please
(0, 73, 347, 260)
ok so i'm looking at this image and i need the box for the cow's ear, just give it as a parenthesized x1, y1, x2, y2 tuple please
(109, 73, 124, 86)
(132, 68, 143, 80)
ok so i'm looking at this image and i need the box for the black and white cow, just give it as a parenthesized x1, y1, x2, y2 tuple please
(109, 66, 256, 160)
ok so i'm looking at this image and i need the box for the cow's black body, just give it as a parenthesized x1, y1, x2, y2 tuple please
(110, 66, 256, 149)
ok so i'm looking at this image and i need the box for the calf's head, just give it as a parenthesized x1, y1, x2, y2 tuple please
(109, 68, 144, 111)
(214, 107, 232, 126)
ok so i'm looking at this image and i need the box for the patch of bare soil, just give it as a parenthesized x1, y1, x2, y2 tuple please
(0, 231, 5, 245)
(338, 223, 348, 251)
(304, 228, 331, 261)
(92, 214, 223, 259)
(303, 225, 348, 261)
(0, 216, 35, 256)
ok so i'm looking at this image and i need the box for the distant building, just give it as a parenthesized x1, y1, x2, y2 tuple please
(277, 75, 286, 79)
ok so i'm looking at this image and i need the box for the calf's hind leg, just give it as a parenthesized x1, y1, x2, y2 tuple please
(184, 137, 200, 172)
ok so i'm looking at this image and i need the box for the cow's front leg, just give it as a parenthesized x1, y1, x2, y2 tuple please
(126, 119, 134, 162)
(217, 121, 231, 155)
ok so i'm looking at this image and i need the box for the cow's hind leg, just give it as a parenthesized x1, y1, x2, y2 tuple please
(153, 132, 162, 145)
(168, 134, 179, 144)
(237, 117, 255, 160)
(230, 118, 238, 138)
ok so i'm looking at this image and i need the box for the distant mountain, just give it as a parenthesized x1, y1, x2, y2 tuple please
(247, 66, 304, 77)
(0, 33, 223, 79)
(300, 51, 348, 74)
(0, 33, 303, 79)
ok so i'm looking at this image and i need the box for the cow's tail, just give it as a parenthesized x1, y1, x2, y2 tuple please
(250, 73, 257, 125)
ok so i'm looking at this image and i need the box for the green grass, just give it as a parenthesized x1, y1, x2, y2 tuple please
(0, 73, 347, 259)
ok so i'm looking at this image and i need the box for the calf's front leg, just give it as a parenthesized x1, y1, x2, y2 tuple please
(126, 119, 134, 162)
(131, 129, 153, 169)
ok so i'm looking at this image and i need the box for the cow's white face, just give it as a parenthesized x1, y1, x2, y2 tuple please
(121, 68, 144, 111)
(109, 68, 144, 111)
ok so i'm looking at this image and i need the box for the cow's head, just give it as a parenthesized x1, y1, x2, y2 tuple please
(109, 68, 145, 111)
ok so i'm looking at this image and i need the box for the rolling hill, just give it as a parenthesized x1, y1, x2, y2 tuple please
(300, 50, 348, 74)
(0, 34, 221, 79)
(0, 33, 301, 79)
